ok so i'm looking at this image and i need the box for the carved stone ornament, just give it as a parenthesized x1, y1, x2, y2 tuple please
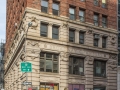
(108, 61, 117, 70)
(109, 54, 117, 60)
(20, 54, 25, 61)
(110, 35, 116, 45)
(27, 41, 40, 47)
(60, 52, 70, 61)
(62, 22, 68, 28)
(86, 27, 94, 34)
(29, 16, 38, 29)
(85, 56, 94, 65)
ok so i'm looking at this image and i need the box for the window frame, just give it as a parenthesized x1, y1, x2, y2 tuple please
(79, 9, 85, 22)
(41, 0, 48, 13)
(69, 56, 84, 75)
(102, 15, 107, 28)
(40, 52, 59, 73)
(69, 29, 75, 42)
(94, 60, 106, 77)
(69, 7, 75, 20)
(52, 25, 59, 39)
(94, 0, 99, 6)
(93, 86, 106, 90)
(79, 31, 85, 44)
(40, 23, 48, 37)
(52, 2, 59, 16)
(102, 36, 107, 48)
(93, 13, 99, 26)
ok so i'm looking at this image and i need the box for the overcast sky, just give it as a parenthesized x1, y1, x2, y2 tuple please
(0, 0, 6, 40)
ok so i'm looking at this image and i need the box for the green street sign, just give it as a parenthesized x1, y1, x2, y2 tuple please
(21, 62, 32, 72)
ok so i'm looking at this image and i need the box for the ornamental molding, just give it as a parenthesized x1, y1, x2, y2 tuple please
(29, 16, 38, 29)
(27, 41, 40, 47)
(108, 61, 117, 70)
(60, 52, 70, 61)
(109, 54, 117, 60)
(85, 56, 94, 65)
(109, 34, 117, 46)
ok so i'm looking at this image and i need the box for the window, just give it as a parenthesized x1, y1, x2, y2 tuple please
(102, 0, 107, 8)
(80, 0, 85, 1)
(94, 0, 99, 6)
(94, 86, 106, 90)
(119, 3, 120, 14)
(40, 23, 48, 37)
(40, 82, 59, 90)
(69, 7, 75, 20)
(118, 17, 120, 31)
(79, 10, 85, 22)
(94, 34, 99, 47)
(102, 16, 107, 28)
(118, 33, 120, 47)
(69, 29, 75, 42)
(52, 26, 59, 39)
(79, 32, 84, 44)
(118, 50, 120, 65)
(41, 0, 48, 13)
(102, 37, 107, 48)
(40, 52, 58, 73)
(94, 14, 99, 26)
(52, 2, 59, 16)
(69, 56, 84, 75)
(94, 60, 106, 77)
(69, 84, 85, 90)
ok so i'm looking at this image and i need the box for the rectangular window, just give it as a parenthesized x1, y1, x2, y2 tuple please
(118, 50, 120, 65)
(69, 29, 75, 42)
(94, 60, 106, 77)
(102, 0, 107, 8)
(40, 23, 48, 37)
(94, 86, 106, 90)
(94, 0, 99, 6)
(79, 10, 85, 22)
(40, 52, 58, 73)
(94, 34, 99, 47)
(118, 17, 120, 31)
(119, 4, 120, 14)
(79, 32, 84, 44)
(69, 7, 75, 20)
(69, 56, 84, 75)
(102, 16, 107, 28)
(52, 2, 59, 16)
(94, 14, 99, 26)
(40, 82, 59, 90)
(102, 37, 107, 48)
(52, 26, 59, 39)
(41, 0, 48, 13)
(118, 33, 120, 47)
(69, 84, 85, 90)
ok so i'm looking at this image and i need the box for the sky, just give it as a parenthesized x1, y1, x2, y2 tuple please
(0, 0, 6, 40)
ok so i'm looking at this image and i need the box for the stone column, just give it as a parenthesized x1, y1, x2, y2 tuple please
(75, 30, 79, 44)
(85, 56, 94, 90)
(60, 52, 70, 90)
(48, 23, 53, 38)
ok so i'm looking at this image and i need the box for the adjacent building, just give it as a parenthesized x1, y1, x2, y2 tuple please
(5, 0, 118, 90)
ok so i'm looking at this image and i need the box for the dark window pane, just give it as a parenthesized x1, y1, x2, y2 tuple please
(69, 57, 84, 75)
(94, 0, 99, 6)
(94, 61, 106, 77)
(52, 26, 59, 39)
(79, 32, 84, 44)
(52, 3, 59, 15)
(94, 14, 99, 26)
(102, 16, 107, 28)
(69, 7, 75, 20)
(118, 17, 120, 31)
(41, 0, 48, 13)
(69, 30, 75, 42)
(102, 37, 107, 48)
(79, 10, 85, 22)
(40, 23, 48, 37)
(46, 60, 52, 72)
(118, 50, 120, 65)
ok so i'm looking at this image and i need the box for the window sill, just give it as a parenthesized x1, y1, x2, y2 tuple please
(69, 74, 85, 77)
(40, 72, 59, 75)
(94, 76, 107, 79)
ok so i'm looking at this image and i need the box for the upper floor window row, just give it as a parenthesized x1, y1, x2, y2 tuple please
(94, 0, 107, 8)
(41, 0, 59, 16)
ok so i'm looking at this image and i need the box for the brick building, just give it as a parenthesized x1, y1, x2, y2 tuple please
(5, 0, 118, 90)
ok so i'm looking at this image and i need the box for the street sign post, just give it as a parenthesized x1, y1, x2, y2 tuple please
(21, 62, 32, 72)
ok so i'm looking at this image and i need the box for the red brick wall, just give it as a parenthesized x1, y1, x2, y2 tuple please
(6, 0, 117, 52)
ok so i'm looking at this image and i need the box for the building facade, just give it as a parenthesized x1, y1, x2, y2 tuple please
(5, 0, 117, 90)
